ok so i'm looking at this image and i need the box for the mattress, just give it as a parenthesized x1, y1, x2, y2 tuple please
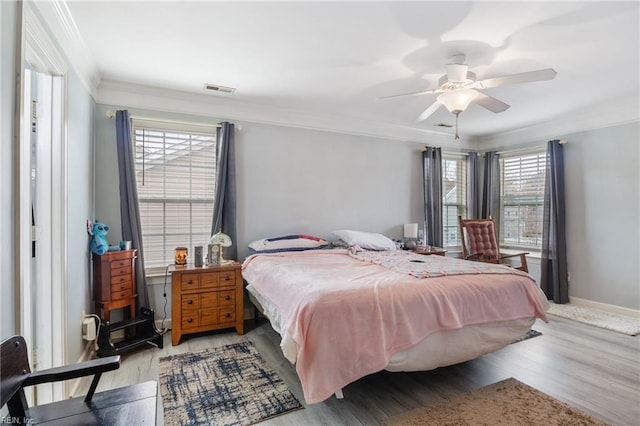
(242, 249, 549, 403)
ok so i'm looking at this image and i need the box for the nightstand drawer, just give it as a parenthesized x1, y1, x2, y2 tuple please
(181, 295, 200, 310)
(200, 273, 220, 289)
(219, 271, 235, 288)
(200, 292, 218, 307)
(218, 290, 235, 307)
(111, 265, 132, 277)
(181, 311, 199, 329)
(219, 308, 235, 323)
(180, 274, 200, 291)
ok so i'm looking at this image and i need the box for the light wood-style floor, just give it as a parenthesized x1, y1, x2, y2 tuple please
(76, 315, 640, 425)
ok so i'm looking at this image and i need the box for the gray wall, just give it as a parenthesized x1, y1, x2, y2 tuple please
(563, 122, 639, 309)
(95, 104, 640, 313)
(65, 71, 95, 360)
(94, 104, 427, 316)
(0, 1, 95, 364)
(1, 0, 18, 339)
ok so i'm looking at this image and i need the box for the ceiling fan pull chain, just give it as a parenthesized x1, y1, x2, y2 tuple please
(455, 111, 460, 140)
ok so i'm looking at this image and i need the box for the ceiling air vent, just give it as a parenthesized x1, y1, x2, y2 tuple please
(203, 83, 236, 94)
(434, 123, 454, 128)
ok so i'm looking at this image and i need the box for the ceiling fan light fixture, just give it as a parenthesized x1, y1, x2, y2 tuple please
(437, 89, 478, 113)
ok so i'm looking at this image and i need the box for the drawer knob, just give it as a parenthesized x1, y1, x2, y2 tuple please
(120, 278, 125, 282)
(187, 280, 193, 284)
(187, 299, 193, 304)
(225, 313, 231, 318)
(120, 286, 125, 290)
(187, 318, 193, 323)
(225, 295, 231, 301)
(119, 270, 125, 274)
(224, 276, 231, 281)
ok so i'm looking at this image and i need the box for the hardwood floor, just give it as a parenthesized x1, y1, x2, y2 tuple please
(76, 315, 640, 425)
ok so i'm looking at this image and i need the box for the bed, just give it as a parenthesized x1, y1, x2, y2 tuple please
(242, 247, 549, 404)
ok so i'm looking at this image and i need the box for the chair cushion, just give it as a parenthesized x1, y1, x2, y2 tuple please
(464, 220, 499, 258)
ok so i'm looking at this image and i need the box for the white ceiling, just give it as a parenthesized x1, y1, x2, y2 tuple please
(63, 1, 639, 140)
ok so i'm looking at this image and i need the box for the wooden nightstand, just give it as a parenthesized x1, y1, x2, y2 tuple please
(171, 262, 244, 346)
(411, 246, 447, 256)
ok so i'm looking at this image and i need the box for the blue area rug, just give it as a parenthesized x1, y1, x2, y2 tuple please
(159, 341, 302, 425)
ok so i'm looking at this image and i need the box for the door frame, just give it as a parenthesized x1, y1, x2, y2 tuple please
(16, 1, 69, 403)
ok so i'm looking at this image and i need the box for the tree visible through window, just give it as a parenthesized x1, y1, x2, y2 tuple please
(442, 157, 466, 247)
(133, 122, 217, 272)
(500, 152, 546, 249)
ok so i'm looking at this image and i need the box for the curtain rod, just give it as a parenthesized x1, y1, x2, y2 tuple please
(496, 139, 567, 156)
(105, 109, 221, 128)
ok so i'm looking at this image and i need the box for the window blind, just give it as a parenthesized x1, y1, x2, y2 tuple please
(442, 157, 466, 247)
(500, 152, 546, 248)
(133, 124, 217, 271)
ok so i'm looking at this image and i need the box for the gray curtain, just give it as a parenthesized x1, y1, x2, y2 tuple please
(115, 110, 149, 309)
(211, 122, 237, 261)
(466, 152, 480, 218)
(481, 150, 501, 236)
(422, 147, 443, 247)
(541, 140, 569, 303)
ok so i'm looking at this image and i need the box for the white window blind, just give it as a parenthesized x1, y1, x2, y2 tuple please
(133, 122, 217, 272)
(500, 152, 546, 249)
(442, 157, 466, 247)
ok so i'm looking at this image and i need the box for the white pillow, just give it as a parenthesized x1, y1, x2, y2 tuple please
(248, 234, 329, 253)
(332, 230, 397, 251)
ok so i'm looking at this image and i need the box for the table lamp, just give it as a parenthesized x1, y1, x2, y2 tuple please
(403, 223, 418, 249)
(209, 232, 233, 265)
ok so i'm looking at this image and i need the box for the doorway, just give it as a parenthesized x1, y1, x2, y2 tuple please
(18, 3, 68, 405)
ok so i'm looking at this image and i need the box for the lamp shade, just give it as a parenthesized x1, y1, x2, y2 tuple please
(404, 223, 418, 239)
(437, 89, 478, 113)
(209, 232, 232, 247)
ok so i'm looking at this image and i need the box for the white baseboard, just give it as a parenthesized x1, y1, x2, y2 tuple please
(155, 318, 172, 333)
(67, 341, 96, 398)
(569, 296, 640, 319)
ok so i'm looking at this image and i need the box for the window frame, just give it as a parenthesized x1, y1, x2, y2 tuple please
(131, 118, 218, 275)
(499, 150, 547, 252)
(441, 154, 467, 249)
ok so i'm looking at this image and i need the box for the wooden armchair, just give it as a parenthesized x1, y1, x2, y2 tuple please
(1, 335, 157, 425)
(458, 216, 529, 273)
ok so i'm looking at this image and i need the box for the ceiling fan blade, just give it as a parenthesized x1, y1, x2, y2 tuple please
(476, 68, 557, 89)
(416, 100, 442, 122)
(378, 88, 439, 100)
(473, 92, 510, 113)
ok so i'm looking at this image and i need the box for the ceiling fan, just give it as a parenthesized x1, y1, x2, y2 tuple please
(380, 54, 557, 139)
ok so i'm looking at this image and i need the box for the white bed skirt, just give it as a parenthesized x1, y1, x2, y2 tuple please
(247, 284, 535, 372)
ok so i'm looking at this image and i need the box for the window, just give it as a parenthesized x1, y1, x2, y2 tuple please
(500, 152, 546, 249)
(442, 157, 466, 247)
(133, 120, 217, 272)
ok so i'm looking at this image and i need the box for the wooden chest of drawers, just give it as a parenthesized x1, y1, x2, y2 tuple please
(171, 262, 244, 345)
(92, 249, 137, 321)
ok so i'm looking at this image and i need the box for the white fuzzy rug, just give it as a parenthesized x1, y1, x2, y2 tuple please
(548, 303, 640, 336)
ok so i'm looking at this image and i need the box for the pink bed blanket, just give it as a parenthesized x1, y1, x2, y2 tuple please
(242, 249, 548, 404)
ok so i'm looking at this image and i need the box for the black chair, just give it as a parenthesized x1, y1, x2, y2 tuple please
(1, 335, 157, 425)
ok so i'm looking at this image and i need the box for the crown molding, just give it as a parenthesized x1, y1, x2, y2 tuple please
(471, 94, 640, 150)
(96, 79, 474, 148)
(29, 0, 100, 97)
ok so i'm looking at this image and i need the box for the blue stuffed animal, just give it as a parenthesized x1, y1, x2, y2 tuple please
(90, 220, 112, 255)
